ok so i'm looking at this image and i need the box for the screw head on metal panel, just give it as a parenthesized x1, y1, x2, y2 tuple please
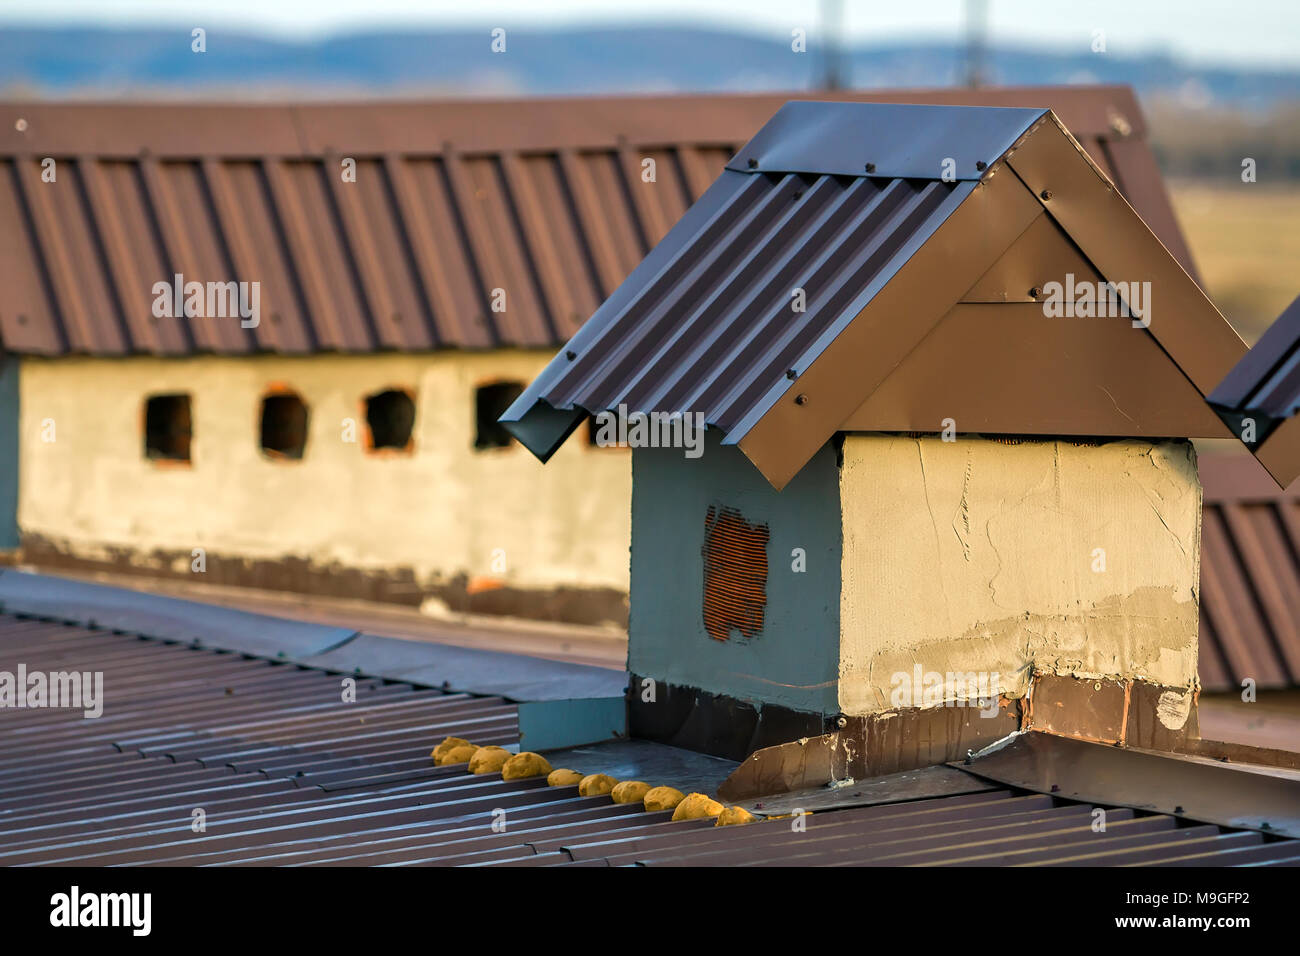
(1174, 805, 1184, 814)
(864, 162, 876, 173)
(1040, 189, 1053, 200)
(794, 393, 808, 406)
(565, 350, 576, 361)
(1029, 287, 1042, 298)
(785, 368, 797, 380)
(975, 160, 987, 171)
(792, 190, 802, 200)
(836, 716, 847, 728)
(747, 157, 759, 169)
(14, 118, 27, 132)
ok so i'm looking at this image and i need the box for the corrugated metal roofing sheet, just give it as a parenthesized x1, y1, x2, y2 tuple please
(3, 611, 1294, 866)
(0, 87, 1194, 357)
(502, 102, 1037, 458)
(1198, 455, 1300, 692)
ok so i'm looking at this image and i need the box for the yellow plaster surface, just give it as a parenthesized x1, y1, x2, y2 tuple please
(18, 352, 630, 595)
(837, 435, 1202, 716)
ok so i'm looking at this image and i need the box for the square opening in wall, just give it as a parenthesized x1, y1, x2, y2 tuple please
(365, 388, 416, 452)
(144, 393, 192, 462)
(475, 382, 523, 450)
(260, 391, 309, 460)
(702, 504, 770, 642)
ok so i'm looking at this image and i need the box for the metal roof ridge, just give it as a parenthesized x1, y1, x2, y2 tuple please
(724, 100, 1048, 180)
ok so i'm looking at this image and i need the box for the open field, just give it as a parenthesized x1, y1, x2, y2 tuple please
(1168, 179, 1300, 343)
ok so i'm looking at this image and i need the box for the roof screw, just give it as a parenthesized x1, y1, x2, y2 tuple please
(14, 118, 27, 132)
(1174, 805, 1184, 814)
(1040, 189, 1053, 200)
(964, 750, 974, 765)
(794, 393, 808, 406)
(785, 368, 797, 380)
(747, 157, 759, 169)
(836, 716, 847, 728)
(1261, 821, 1272, 830)
(975, 160, 987, 171)
(864, 162, 876, 173)
(1050, 784, 1060, 793)
(565, 350, 576, 361)
(1029, 287, 1042, 298)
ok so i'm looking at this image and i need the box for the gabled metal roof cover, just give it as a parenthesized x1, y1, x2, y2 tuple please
(501, 102, 1045, 464)
(503, 102, 1294, 490)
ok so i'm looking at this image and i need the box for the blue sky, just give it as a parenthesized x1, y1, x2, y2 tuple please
(3, 0, 1299, 68)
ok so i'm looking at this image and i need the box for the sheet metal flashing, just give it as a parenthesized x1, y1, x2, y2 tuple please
(304, 632, 627, 702)
(517, 697, 627, 751)
(735, 765, 1001, 817)
(957, 732, 1300, 840)
(726, 101, 1048, 180)
(0, 569, 626, 702)
(0, 568, 356, 660)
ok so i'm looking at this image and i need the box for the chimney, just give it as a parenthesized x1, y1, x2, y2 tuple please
(503, 102, 1298, 762)
(625, 430, 1201, 760)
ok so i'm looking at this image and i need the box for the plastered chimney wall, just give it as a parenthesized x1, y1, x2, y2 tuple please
(837, 435, 1203, 717)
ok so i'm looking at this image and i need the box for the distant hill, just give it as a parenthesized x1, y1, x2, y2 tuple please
(1, 24, 1298, 109)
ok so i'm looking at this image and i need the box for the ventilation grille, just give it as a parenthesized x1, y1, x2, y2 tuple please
(702, 505, 769, 642)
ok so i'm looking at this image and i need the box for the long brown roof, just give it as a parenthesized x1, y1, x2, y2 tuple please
(1199, 454, 1300, 692)
(4, 608, 1293, 865)
(0, 87, 1193, 356)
